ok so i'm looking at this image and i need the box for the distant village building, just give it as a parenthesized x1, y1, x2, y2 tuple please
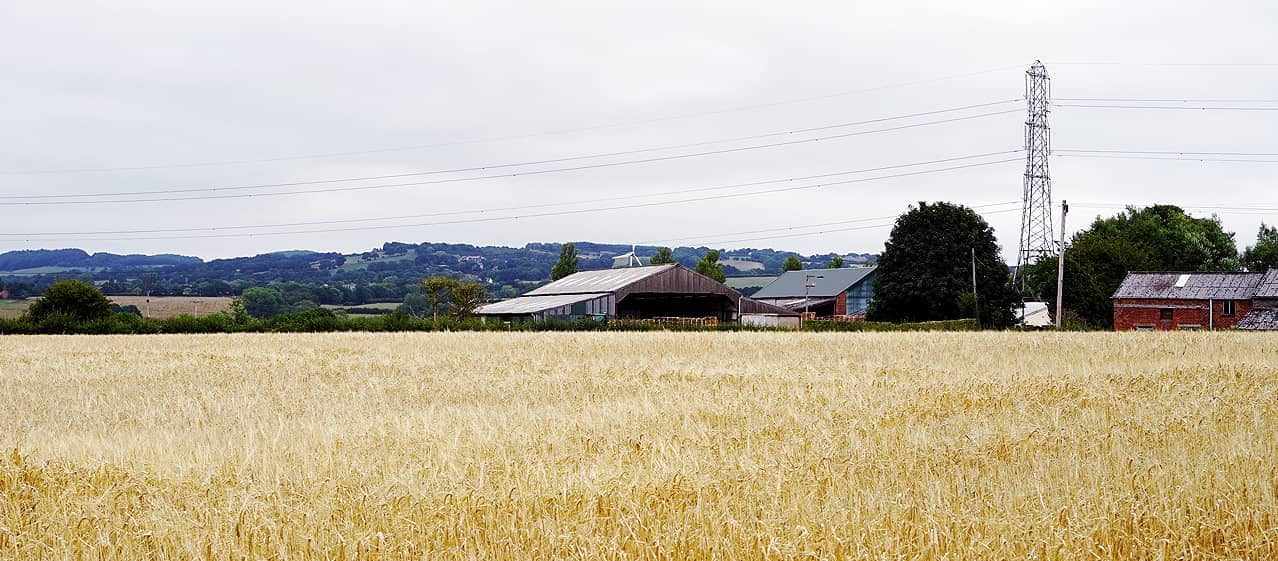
(476, 264, 796, 323)
(750, 267, 877, 317)
(1111, 271, 1264, 331)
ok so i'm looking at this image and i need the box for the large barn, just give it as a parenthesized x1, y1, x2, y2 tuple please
(750, 266, 877, 317)
(477, 263, 797, 322)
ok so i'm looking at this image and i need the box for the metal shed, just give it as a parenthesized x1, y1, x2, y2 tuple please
(751, 267, 876, 317)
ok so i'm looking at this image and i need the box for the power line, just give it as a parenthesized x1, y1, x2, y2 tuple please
(695, 207, 1025, 247)
(1057, 149, 1278, 156)
(1056, 153, 1278, 164)
(0, 151, 1021, 236)
(1055, 97, 1278, 103)
(0, 109, 1024, 206)
(640, 202, 1022, 245)
(0, 157, 1023, 242)
(1054, 103, 1278, 111)
(1, 66, 1021, 176)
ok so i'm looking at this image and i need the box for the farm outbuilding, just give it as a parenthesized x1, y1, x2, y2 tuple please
(476, 264, 797, 323)
(1238, 269, 1278, 331)
(750, 267, 876, 318)
(1111, 272, 1262, 331)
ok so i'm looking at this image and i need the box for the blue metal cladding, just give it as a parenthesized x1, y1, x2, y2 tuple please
(844, 269, 876, 314)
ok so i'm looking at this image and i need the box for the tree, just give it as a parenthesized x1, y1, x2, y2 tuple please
(783, 256, 803, 271)
(868, 202, 1017, 327)
(422, 276, 458, 321)
(828, 255, 844, 269)
(1243, 223, 1278, 272)
(551, 243, 579, 281)
(240, 287, 284, 319)
(695, 250, 726, 283)
(650, 247, 675, 265)
(25, 280, 113, 323)
(1022, 205, 1240, 327)
(401, 292, 430, 318)
(448, 281, 487, 319)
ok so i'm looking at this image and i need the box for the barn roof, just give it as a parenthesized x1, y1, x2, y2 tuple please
(752, 267, 876, 299)
(527, 264, 676, 296)
(1111, 272, 1263, 300)
(476, 293, 609, 315)
(1238, 308, 1278, 331)
(1255, 269, 1278, 299)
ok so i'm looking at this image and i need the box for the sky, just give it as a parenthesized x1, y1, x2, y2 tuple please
(1, 1, 1275, 263)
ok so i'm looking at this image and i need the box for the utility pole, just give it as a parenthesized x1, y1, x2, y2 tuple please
(1055, 200, 1068, 328)
(971, 247, 979, 324)
(802, 273, 823, 329)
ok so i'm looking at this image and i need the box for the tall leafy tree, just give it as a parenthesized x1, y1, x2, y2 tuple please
(650, 247, 675, 265)
(868, 202, 1016, 327)
(1022, 205, 1240, 327)
(828, 255, 845, 269)
(239, 287, 284, 319)
(695, 250, 726, 283)
(551, 243, 579, 281)
(422, 276, 458, 321)
(1242, 223, 1278, 272)
(783, 256, 803, 271)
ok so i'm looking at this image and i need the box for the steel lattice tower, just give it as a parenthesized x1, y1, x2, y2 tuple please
(1015, 61, 1055, 289)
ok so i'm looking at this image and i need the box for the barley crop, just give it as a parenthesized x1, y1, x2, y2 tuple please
(1, 332, 1276, 559)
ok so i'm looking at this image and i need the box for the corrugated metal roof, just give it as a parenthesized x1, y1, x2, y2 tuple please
(526, 264, 676, 296)
(751, 267, 876, 299)
(1255, 269, 1278, 299)
(755, 296, 837, 311)
(1112, 272, 1263, 300)
(477, 293, 609, 315)
(1238, 308, 1278, 331)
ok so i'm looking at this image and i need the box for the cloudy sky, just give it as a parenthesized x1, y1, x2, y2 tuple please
(2, 1, 1275, 262)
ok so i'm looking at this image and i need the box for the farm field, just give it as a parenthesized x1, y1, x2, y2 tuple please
(1, 332, 1276, 559)
(0, 295, 234, 320)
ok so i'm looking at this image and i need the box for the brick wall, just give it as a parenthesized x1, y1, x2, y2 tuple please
(1113, 298, 1253, 331)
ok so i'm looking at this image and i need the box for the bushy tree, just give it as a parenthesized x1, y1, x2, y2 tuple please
(695, 250, 726, 283)
(1022, 205, 1240, 327)
(25, 280, 113, 323)
(650, 247, 675, 265)
(1243, 223, 1278, 272)
(551, 243, 579, 281)
(783, 256, 803, 271)
(240, 287, 284, 319)
(828, 255, 844, 269)
(868, 202, 1017, 327)
(448, 281, 487, 319)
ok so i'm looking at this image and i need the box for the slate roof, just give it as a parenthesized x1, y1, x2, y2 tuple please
(1237, 308, 1278, 331)
(526, 264, 676, 296)
(1111, 272, 1263, 300)
(752, 267, 876, 299)
(1255, 269, 1278, 299)
(476, 293, 609, 315)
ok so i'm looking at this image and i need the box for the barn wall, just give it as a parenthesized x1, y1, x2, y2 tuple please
(1113, 298, 1253, 331)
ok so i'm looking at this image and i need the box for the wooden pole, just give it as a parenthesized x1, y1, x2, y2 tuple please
(1055, 200, 1068, 328)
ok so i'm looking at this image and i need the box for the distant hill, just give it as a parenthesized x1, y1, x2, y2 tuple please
(0, 242, 875, 301)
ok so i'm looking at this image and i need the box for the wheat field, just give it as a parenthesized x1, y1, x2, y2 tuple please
(1, 332, 1276, 560)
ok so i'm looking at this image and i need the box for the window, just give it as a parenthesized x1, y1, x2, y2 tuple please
(1178, 324, 1200, 331)
(1134, 324, 1156, 331)
(1222, 300, 1236, 317)
(1159, 308, 1173, 322)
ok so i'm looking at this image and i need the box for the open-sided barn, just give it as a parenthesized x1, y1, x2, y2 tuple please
(476, 264, 797, 323)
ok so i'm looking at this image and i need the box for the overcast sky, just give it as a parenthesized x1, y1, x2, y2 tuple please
(2, 1, 1275, 262)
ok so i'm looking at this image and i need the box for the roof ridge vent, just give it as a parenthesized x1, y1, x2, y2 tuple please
(1175, 274, 1191, 288)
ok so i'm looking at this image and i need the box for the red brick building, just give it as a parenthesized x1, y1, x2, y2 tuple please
(1112, 272, 1262, 331)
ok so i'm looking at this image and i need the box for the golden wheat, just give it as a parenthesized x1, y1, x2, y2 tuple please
(1, 332, 1276, 560)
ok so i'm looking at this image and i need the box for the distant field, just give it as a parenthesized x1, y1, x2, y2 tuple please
(721, 258, 765, 271)
(2, 332, 1277, 559)
(0, 299, 29, 319)
(107, 295, 234, 318)
(323, 302, 399, 312)
(724, 275, 777, 289)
